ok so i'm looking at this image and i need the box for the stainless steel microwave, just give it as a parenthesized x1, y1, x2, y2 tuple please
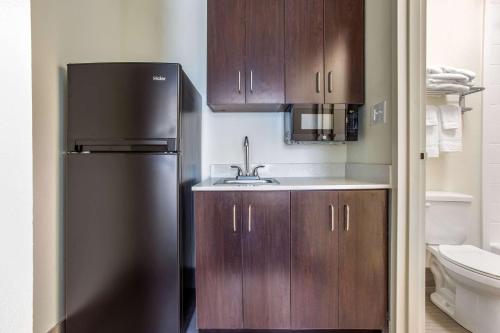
(284, 104, 359, 144)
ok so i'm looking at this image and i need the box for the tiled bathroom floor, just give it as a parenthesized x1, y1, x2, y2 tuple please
(426, 288, 470, 333)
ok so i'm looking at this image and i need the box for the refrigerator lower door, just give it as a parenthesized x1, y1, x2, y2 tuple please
(66, 153, 179, 333)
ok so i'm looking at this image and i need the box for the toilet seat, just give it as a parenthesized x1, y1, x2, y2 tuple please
(439, 245, 500, 281)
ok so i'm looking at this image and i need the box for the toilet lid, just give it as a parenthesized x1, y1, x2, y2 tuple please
(439, 245, 500, 280)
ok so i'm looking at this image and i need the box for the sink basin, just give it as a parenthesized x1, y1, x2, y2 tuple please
(214, 178, 280, 186)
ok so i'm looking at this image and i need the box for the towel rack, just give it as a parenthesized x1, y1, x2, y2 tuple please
(427, 86, 485, 112)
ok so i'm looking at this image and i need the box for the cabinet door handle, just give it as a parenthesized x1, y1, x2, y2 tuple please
(248, 205, 252, 232)
(330, 205, 335, 231)
(345, 204, 350, 231)
(316, 72, 321, 93)
(328, 71, 333, 93)
(238, 71, 241, 93)
(250, 70, 253, 93)
(233, 204, 237, 232)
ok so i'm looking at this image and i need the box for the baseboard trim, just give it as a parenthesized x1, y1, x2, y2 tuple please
(47, 320, 65, 333)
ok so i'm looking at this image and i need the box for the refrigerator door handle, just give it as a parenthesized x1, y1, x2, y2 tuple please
(74, 138, 177, 153)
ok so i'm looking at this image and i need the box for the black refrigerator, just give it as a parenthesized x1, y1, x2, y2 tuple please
(65, 63, 201, 333)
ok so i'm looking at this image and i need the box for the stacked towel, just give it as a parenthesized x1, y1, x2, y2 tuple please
(427, 66, 476, 93)
(426, 104, 463, 158)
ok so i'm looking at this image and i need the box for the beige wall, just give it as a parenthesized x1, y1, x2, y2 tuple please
(346, 0, 393, 165)
(426, 0, 484, 246)
(32, 0, 206, 331)
(32, 1, 124, 332)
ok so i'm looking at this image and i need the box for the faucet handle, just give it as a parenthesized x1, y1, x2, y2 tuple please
(252, 165, 266, 178)
(231, 165, 243, 177)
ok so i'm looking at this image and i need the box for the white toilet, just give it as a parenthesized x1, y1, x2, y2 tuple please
(426, 191, 500, 333)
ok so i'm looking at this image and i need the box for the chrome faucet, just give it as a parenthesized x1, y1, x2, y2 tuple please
(244, 136, 250, 176)
(231, 136, 265, 180)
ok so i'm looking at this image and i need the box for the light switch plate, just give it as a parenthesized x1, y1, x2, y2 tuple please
(371, 101, 387, 125)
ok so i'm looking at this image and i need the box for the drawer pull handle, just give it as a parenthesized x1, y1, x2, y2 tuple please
(345, 204, 350, 231)
(316, 72, 321, 93)
(248, 205, 252, 232)
(330, 205, 335, 231)
(250, 70, 254, 93)
(233, 205, 237, 232)
(328, 71, 333, 93)
(238, 71, 241, 93)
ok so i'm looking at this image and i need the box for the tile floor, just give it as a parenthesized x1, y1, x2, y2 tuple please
(426, 288, 470, 333)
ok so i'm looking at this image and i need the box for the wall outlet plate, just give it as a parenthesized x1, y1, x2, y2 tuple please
(371, 100, 387, 125)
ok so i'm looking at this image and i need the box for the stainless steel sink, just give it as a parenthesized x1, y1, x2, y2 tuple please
(214, 178, 280, 186)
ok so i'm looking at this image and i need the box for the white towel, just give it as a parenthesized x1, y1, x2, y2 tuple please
(426, 105, 440, 158)
(439, 104, 461, 130)
(427, 73, 470, 83)
(427, 78, 475, 87)
(439, 110, 462, 152)
(426, 105, 439, 126)
(427, 66, 444, 75)
(427, 83, 470, 94)
(440, 66, 476, 81)
(427, 125, 440, 158)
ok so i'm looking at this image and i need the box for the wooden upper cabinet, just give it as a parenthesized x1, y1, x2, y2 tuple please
(285, 0, 325, 104)
(241, 192, 291, 329)
(324, 0, 365, 104)
(207, 0, 246, 105)
(338, 190, 388, 330)
(246, 0, 285, 104)
(195, 192, 243, 329)
(291, 191, 339, 329)
(208, 0, 365, 108)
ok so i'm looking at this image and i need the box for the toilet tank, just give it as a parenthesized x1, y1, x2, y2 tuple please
(425, 191, 473, 245)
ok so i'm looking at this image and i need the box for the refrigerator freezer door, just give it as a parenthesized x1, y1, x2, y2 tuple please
(67, 63, 180, 150)
(66, 153, 179, 333)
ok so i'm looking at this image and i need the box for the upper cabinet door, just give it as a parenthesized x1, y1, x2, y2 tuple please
(285, 0, 325, 104)
(291, 191, 340, 329)
(241, 191, 291, 329)
(207, 0, 246, 105)
(338, 190, 388, 330)
(324, 0, 365, 104)
(195, 191, 243, 329)
(246, 0, 285, 104)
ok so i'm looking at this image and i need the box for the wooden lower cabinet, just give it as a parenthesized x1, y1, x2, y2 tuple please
(195, 189, 387, 331)
(242, 192, 291, 329)
(195, 191, 291, 330)
(338, 190, 388, 330)
(291, 191, 340, 329)
(195, 191, 243, 329)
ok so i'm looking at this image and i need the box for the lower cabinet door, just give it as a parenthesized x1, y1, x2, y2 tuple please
(195, 191, 243, 329)
(339, 190, 388, 329)
(291, 191, 340, 329)
(241, 191, 291, 329)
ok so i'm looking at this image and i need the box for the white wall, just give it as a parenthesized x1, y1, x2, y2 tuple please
(346, 0, 394, 165)
(426, 0, 485, 246)
(0, 0, 33, 332)
(483, 0, 500, 249)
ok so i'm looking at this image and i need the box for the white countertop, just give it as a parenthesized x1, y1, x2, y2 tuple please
(192, 177, 391, 191)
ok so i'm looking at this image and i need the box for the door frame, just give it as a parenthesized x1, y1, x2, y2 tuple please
(391, 0, 427, 332)
(406, 0, 427, 332)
